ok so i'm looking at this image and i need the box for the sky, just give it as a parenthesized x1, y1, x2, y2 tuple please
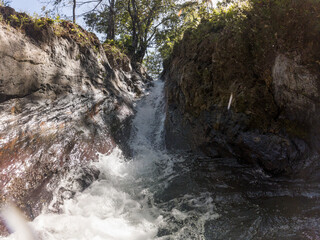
(10, 0, 75, 19)
(11, 0, 50, 16)
(10, 0, 91, 28)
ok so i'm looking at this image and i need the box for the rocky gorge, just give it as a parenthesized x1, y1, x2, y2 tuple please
(0, 1, 320, 239)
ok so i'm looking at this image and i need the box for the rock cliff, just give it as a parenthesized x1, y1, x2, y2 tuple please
(163, 0, 320, 175)
(0, 6, 150, 235)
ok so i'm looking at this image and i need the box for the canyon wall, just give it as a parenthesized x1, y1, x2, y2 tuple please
(0, 6, 150, 235)
(163, 0, 320, 175)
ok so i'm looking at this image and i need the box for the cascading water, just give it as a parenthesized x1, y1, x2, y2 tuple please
(2, 80, 320, 239)
(0, 80, 217, 239)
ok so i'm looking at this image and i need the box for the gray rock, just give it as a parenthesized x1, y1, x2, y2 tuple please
(0, 14, 150, 235)
(163, 38, 319, 175)
(272, 54, 320, 132)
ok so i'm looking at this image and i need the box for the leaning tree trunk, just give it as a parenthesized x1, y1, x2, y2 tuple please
(73, 0, 76, 23)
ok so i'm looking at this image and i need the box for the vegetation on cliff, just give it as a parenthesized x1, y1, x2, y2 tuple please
(163, 0, 320, 174)
(0, 6, 101, 50)
(0, 5, 135, 68)
(166, 0, 320, 134)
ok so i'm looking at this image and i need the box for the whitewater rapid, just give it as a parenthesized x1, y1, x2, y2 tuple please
(1, 80, 217, 240)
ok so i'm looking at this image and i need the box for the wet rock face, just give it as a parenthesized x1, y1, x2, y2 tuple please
(163, 28, 320, 176)
(272, 54, 320, 132)
(0, 8, 149, 235)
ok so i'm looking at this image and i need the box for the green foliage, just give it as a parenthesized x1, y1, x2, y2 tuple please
(167, 0, 320, 130)
(104, 37, 131, 54)
(1, 10, 59, 32)
(103, 41, 125, 57)
(33, 17, 54, 30)
(8, 14, 30, 29)
(103, 41, 132, 70)
(152, 0, 220, 66)
(53, 20, 100, 48)
(181, 0, 320, 75)
(83, 0, 212, 70)
(231, 0, 320, 72)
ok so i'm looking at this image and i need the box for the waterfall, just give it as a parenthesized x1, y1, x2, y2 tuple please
(1, 80, 217, 240)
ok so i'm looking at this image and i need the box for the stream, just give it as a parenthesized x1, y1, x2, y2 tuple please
(2, 80, 320, 239)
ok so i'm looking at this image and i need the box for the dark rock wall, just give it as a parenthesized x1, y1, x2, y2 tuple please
(163, 2, 320, 175)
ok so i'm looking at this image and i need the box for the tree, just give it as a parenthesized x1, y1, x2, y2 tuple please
(84, 0, 116, 40)
(45, 0, 77, 22)
(126, 0, 164, 63)
(145, 0, 211, 65)
(0, 0, 11, 6)
(46, 0, 106, 23)
(107, 0, 115, 39)
(47, 0, 212, 70)
(72, 0, 76, 23)
(85, 0, 176, 65)
(123, 0, 211, 65)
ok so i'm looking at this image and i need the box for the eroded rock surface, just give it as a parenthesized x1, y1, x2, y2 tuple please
(0, 6, 150, 235)
(272, 54, 320, 129)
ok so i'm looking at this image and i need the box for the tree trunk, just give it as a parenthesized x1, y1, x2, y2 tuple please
(107, 0, 115, 40)
(130, 0, 139, 52)
(132, 41, 147, 64)
(73, 0, 76, 23)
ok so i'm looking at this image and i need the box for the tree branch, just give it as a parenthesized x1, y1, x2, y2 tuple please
(78, 0, 103, 15)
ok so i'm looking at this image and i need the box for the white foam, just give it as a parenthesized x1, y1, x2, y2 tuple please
(0, 80, 218, 240)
